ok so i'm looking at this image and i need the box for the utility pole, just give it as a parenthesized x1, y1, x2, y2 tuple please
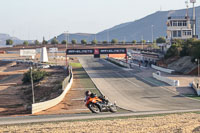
(107, 30, 109, 44)
(151, 25, 154, 43)
(30, 67, 35, 104)
(190, 0, 196, 37)
(141, 35, 144, 49)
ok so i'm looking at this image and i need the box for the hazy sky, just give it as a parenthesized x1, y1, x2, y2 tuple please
(0, 0, 199, 41)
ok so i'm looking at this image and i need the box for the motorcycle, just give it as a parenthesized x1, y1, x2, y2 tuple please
(85, 94, 117, 113)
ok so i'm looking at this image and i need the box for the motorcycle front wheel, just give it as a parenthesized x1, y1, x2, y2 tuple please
(109, 105, 117, 113)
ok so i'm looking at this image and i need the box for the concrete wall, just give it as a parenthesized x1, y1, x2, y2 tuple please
(192, 81, 200, 96)
(107, 58, 130, 68)
(31, 68, 73, 114)
(151, 64, 175, 74)
(152, 72, 179, 86)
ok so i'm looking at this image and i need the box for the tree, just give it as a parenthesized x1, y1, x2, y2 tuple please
(61, 40, 67, 44)
(51, 37, 59, 44)
(81, 39, 87, 45)
(132, 40, 136, 44)
(71, 39, 77, 44)
(91, 39, 98, 45)
(141, 40, 146, 44)
(23, 41, 29, 46)
(42, 37, 48, 45)
(156, 37, 166, 43)
(6, 39, 13, 45)
(102, 41, 108, 44)
(150, 43, 160, 49)
(165, 44, 182, 59)
(34, 40, 40, 45)
(111, 39, 118, 44)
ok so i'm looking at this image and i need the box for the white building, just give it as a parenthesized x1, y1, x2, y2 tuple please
(166, 16, 193, 44)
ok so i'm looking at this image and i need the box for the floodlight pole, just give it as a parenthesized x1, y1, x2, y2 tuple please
(151, 25, 154, 43)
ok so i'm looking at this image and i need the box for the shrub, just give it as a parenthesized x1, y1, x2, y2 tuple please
(22, 69, 48, 84)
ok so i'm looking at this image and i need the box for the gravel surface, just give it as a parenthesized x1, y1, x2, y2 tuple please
(1, 113, 200, 132)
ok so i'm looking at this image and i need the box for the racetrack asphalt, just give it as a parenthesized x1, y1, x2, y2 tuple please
(79, 56, 200, 112)
(2, 56, 200, 125)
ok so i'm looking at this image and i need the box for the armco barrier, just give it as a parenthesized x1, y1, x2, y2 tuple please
(152, 72, 179, 86)
(107, 58, 130, 68)
(151, 64, 175, 74)
(192, 81, 200, 96)
(31, 68, 73, 114)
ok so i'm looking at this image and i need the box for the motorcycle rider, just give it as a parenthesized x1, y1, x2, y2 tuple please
(84, 90, 108, 103)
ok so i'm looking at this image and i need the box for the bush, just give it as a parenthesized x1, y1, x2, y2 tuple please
(6, 39, 13, 45)
(102, 40, 108, 44)
(22, 69, 48, 84)
(71, 39, 77, 44)
(51, 37, 59, 44)
(91, 39, 98, 45)
(81, 39, 87, 45)
(111, 39, 118, 44)
(132, 40, 136, 44)
(156, 37, 166, 43)
(61, 40, 67, 44)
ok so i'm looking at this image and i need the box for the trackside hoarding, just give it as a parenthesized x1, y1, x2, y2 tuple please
(66, 48, 126, 55)
(99, 48, 126, 54)
(20, 49, 36, 57)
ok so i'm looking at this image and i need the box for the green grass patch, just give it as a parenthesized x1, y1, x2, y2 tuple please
(184, 94, 200, 100)
(69, 63, 82, 68)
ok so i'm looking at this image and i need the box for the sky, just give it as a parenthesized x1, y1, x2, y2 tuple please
(0, 0, 199, 41)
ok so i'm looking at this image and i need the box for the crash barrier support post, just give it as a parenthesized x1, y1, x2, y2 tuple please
(31, 66, 73, 114)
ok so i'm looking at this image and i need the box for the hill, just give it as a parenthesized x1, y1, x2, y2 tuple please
(55, 6, 200, 43)
(0, 33, 23, 47)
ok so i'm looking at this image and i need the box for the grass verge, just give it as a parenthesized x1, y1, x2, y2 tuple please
(184, 94, 200, 100)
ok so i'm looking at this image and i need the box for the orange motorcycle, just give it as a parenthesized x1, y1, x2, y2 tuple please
(85, 94, 117, 113)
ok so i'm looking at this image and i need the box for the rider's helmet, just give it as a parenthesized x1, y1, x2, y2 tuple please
(85, 90, 91, 96)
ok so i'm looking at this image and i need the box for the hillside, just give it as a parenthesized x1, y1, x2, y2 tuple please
(0, 34, 22, 47)
(55, 6, 200, 43)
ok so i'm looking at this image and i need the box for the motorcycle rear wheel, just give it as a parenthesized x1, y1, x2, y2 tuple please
(88, 103, 100, 113)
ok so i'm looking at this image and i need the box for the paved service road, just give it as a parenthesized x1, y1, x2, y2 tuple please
(79, 57, 200, 112)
